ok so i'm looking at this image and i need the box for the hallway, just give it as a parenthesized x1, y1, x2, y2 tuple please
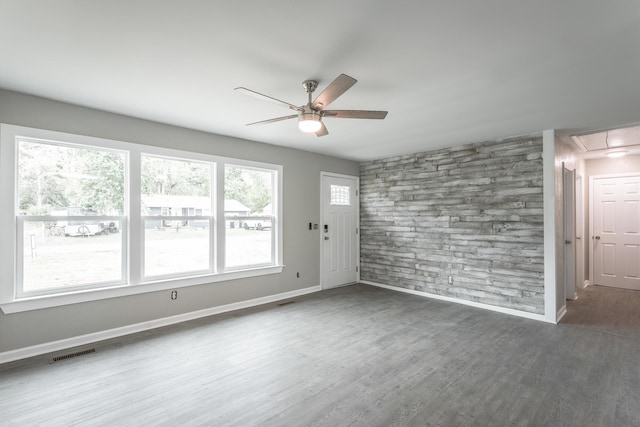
(562, 285, 640, 341)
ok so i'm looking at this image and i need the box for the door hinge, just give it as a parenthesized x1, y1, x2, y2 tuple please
(356, 227, 358, 234)
(356, 266, 359, 272)
(356, 189, 358, 196)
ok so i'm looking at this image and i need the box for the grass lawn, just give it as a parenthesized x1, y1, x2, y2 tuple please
(23, 226, 272, 292)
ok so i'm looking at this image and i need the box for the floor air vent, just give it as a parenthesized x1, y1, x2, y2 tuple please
(49, 348, 96, 364)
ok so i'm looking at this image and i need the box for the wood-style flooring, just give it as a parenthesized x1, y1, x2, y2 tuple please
(563, 284, 640, 341)
(1, 283, 639, 426)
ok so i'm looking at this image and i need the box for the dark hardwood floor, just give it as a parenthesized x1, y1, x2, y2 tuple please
(1, 283, 639, 426)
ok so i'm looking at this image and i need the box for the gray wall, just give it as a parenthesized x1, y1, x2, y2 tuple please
(0, 89, 359, 353)
(360, 136, 544, 314)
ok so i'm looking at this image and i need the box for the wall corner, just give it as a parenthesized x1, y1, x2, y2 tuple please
(543, 129, 558, 323)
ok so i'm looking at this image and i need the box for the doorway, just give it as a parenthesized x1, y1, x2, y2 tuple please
(320, 172, 359, 289)
(590, 173, 640, 290)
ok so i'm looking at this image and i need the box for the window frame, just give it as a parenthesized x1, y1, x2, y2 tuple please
(0, 124, 283, 314)
(14, 136, 129, 298)
(140, 153, 216, 280)
(223, 163, 278, 271)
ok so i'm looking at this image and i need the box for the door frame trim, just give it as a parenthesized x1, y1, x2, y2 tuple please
(563, 165, 576, 300)
(589, 172, 640, 288)
(320, 172, 360, 289)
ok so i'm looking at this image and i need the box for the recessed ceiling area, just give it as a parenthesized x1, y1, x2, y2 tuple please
(571, 125, 640, 159)
(1, 1, 640, 162)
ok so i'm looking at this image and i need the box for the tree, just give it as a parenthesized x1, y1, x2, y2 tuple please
(224, 167, 272, 214)
(141, 156, 210, 197)
(18, 141, 125, 215)
(18, 142, 69, 214)
(76, 150, 125, 214)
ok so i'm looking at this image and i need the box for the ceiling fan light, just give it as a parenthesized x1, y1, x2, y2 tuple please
(298, 112, 322, 133)
(607, 150, 628, 158)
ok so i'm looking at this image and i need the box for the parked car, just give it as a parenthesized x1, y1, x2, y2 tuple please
(63, 222, 103, 237)
(99, 221, 120, 234)
(58, 221, 119, 236)
(242, 218, 271, 231)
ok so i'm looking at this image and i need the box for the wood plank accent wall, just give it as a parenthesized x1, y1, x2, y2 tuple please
(359, 136, 544, 314)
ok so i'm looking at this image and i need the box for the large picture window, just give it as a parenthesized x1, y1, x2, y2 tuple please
(0, 124, 283, 312)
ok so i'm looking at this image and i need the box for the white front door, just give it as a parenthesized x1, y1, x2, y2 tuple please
(321, 173, 358, 289)
(592, 174, 640, 290)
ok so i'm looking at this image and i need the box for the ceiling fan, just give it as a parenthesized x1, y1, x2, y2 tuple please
(235, 74, 388, 137)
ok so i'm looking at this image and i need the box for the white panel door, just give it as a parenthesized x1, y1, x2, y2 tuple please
(593, 175, 640, 290)
(321, 174, 358, 289)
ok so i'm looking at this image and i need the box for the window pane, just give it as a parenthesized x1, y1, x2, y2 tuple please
(144, 221, 210, 277)
(141, 155, 211, 216)
(225, 228, 272, 268)
(17, 139, 126, 293)
(224, 166, 272, 216)
(141, 155, 212, 277)
(18, 140, 125, 216)
(330, 185, 350, 206)
(224, 165, 274, 268)
(22, 220, 122, 292)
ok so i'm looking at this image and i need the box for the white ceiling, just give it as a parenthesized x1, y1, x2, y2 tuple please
(1, 1, 640, 162)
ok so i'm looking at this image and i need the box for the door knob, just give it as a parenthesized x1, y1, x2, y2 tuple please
(565, 240, 572, 244)
(324, 236, 329, 240)
(594, 236, 600, 240)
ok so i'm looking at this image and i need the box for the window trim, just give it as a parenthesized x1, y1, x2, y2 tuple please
(223, 163, 279, 271)
(0, 124, 284, 314)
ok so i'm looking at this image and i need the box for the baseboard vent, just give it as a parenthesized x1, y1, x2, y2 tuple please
(277, 300, 296, 307)
(49, 348, 96, 364)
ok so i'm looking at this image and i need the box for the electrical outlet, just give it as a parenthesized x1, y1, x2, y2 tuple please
(171, 290, 178, 300)
(447, 276, 453, 285)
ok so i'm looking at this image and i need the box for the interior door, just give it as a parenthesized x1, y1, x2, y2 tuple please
(563, 166, 576, 300)
(592, 175, 640, 290)
(321, 173, 358, 289)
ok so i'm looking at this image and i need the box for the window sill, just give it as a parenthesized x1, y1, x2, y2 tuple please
(0, 265, 284, 314)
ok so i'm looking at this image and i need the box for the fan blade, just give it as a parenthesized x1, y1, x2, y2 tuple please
(246, 115, 298, 126)
(234, 87, 300, 112)
(322, 110, 388, 119)
(315, 122, 329, 137)
(312, 74, 357, 110)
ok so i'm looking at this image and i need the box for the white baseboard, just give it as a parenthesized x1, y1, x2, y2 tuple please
(0, 285, 321, 365)
(556, 305, 568, 322)
(361, 281, 551, 323)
